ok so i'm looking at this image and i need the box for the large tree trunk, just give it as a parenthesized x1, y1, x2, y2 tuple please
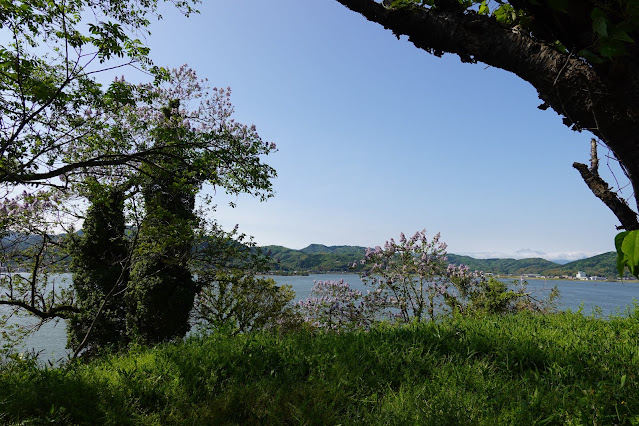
(335, 0, 639, 229)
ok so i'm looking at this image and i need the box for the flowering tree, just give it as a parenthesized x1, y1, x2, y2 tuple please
(359, 230, 457, 322)
(0, 65, 278, 354)
(298, 231, 558, 332)
(118, 66, 275, 345)
(298, 279, 395, 332)
(356, 230, 555, 323)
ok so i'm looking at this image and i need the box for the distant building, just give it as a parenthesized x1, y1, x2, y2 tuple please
(576, 271, 588, 280)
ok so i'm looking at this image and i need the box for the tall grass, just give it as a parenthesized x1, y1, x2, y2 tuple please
(1, 310, 639, 424)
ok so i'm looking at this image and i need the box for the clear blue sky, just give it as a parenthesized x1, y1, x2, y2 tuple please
(142, 0, 625, 261)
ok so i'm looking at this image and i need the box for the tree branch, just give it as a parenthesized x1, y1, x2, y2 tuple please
(336, 0, 639, 218)
(573, 161, 639, 230)
(0, 300, 80, 319)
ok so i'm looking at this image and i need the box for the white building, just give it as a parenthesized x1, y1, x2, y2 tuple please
(576, 271, 588, 280)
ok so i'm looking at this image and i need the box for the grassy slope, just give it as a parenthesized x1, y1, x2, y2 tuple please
(2, 311, 639, 425)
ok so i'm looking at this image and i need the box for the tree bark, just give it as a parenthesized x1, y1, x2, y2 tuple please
(335, 0, 639, 219)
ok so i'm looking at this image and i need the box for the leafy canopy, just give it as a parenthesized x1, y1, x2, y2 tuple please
(0, 0, 199, 188)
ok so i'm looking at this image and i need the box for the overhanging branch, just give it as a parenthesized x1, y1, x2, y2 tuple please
(573, 161, 639, 230)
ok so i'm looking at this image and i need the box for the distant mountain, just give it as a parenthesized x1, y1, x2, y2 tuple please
(263, 244, 621, 278)
(446, 254, 559, 275)
(300, 244, 366, 257)
(263, 244, 366, 273)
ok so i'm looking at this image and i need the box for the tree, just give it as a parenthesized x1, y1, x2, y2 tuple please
(298, 278, 393, 331)
(126, 143, 200, 345)
(0, 63, 278, 352)
(300, 230, 556, 331)
(67, 180, 130, 357)
(334, 1, 639, 245)
(192, 223, 297, 335)
(68, 66, 277, 347)
(0, 0, 200, 348)
(0, 1, 280, 351)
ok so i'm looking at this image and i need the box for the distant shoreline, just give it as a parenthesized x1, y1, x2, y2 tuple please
(266, 271, 639, 284)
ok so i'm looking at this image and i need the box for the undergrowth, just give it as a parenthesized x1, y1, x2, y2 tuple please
(1, 310, 639, 424)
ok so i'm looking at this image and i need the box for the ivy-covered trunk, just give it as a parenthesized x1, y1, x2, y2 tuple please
(68, 182, 130, 356)
(126, 161, 200, 345)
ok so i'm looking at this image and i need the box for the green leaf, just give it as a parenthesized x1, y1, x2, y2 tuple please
(591, 8, 609, 37)
(612, 30, 634, 43)
(599, 40, 627, 58)
(577, 49, 604, 64)
(621, 374, 627, 388)
(615, 231, 629, 252)
(478, 1, 489, 15)
(617, 253, 627, 278)
(615, 231, 629, 277)
(621, 230, 639, 278)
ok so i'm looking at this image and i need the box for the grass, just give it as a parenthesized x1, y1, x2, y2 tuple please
(1, 310, 639, 424)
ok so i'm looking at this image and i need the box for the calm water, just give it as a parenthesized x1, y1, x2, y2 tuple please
(4, 274, 639, 363)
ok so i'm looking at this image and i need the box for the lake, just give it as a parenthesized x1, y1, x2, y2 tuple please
(4, 274, 639, 364)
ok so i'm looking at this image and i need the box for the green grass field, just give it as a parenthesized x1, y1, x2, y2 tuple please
(2, 310, 639, 424)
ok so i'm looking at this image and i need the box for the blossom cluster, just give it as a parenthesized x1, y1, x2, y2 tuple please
(354, 230, 455, 322)
(0, 191, 60, 218)
(65, 65, 278, 196)
(121, 65, 276, 155)
(298, 279, 396, 332)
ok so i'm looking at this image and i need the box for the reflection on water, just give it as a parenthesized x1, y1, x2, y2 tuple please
(3, 274, 639, 364)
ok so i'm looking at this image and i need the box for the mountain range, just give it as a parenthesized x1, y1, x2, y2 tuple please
(263, 244, 620, 278)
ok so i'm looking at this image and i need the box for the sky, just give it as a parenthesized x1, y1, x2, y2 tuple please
(135, 0, 627, 261)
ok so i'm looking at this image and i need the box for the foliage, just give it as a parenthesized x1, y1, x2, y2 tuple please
(266, 244, 623, 277)
(298, 279, 396, 331)
(194, 272, 296, 335)
(111, 64, 277, 344)
(616, 229, 639, 278)
(192, 223, 297, 334)
(0, 0, 199, 188)
(67, 180, 130, 357)
(0, 0, 279, 354)
(2, 310, 639, 424)
(126, 164, 199, 345)
(448, 254, 559, 275)
(457, 276, 559, 315)
(124, 97, 201, 345)
(0, 64, 278, 352)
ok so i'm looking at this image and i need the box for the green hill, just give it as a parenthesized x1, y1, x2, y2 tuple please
(264, 245, 620, 278)
(446, 254, 559, 275)
(264, 245, 365, 273)
(553, 252, 618, 277)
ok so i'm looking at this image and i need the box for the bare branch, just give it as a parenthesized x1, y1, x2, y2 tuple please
(573, 162, 639, 230)
(0, 300, 79, 319)
(589, 138, 599, 177)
